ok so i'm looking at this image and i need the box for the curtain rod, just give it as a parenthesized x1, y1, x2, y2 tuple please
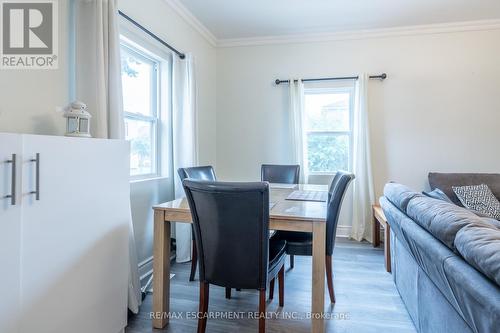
(118, 10, 186, 59)
(275, 73, 387, 85)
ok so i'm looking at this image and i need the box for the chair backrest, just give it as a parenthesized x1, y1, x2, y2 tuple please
(326, 171, 355, 255)
(182, 180, 270, 290)
(178, 165, 217, 182)
(261, 164, 300, 184)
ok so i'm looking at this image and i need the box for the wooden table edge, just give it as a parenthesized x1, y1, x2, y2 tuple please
(153, 206, 326, 223)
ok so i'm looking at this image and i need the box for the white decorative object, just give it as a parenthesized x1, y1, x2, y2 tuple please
(63, 101, 92, 137)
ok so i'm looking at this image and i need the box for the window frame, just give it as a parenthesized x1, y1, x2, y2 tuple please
(120, 34, 162, 181)
(303, 85, 355, 175)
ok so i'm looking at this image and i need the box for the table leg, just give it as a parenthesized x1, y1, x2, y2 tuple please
(153, 211, 171, 329)
(372, 215, 380, 247)
(384, 224, 391, 273)
(311, 222, 326, 333)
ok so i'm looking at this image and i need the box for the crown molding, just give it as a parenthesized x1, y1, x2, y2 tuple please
(157, 2, 500, 50)
(217, 19, 500, 48)
(163, 0, 217, 47)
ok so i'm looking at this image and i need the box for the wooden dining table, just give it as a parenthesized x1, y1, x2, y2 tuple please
(152, 183, 328, 333)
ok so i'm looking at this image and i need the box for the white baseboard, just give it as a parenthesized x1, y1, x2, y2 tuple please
(336, 225, 352, 238)
(138, 256, 153, 286)
(138, 251, 177, 289)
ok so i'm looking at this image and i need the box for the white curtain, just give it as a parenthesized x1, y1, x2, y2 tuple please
(172, 54, 198, 263)
(74, 0, 142, 313)
(351, 74, 375, 242)
(289, 79, 308, 183)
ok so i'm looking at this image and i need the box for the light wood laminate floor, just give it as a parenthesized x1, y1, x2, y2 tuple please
(126, 239, 416, 333)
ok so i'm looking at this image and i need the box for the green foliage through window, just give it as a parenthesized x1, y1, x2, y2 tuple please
(307, 134, 349, 173)
(121, 56, 140, 77)
(304, 88, 353, 173)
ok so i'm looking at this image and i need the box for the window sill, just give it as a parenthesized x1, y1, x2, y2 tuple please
(130, 176, 169, 184)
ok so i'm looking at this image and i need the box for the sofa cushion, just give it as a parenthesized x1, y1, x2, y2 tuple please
(428, 172, 500, 206)
(406, 196, 490, 251)
(423, 186, 500, 222)
(455, 224, 500, 286)
(383, 182, 423, 213)
(482, 217, 500, 229)
(453, 184, 500, 220)
(423, 188, 454, 203)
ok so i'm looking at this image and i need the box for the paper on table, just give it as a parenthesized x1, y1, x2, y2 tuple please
(269, 183, 297, 189)
(286, 190, 328, 202)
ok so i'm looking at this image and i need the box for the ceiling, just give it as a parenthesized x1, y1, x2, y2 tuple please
(178, 0, 500, 40)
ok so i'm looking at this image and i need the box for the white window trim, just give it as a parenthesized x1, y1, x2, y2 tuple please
(119, 18, 174, 182)
(121, 40, 162, 180)
(303, 85, 355, 176)
(119, 17, 175, 182)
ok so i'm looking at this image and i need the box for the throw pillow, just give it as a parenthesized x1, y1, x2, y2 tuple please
(453, 184, 500, 220)
(470, 209, 496, 219)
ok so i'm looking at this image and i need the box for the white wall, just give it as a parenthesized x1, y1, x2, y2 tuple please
(0, 0, 69, 135)
(216, 29, 500, 204)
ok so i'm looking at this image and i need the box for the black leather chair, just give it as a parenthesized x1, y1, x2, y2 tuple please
(273, 171, 355, 303)
(261, 164, 300, 184)
(182, 180, 287, 333)
(261, 164, 300, 267)
(177, 166, 217, 281)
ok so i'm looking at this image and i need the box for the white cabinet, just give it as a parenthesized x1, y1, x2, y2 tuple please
(0, 133, 22, 333)
(0, 133, 130, 333)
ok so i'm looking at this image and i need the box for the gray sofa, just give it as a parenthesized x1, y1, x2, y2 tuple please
(380, 173, 500, 333)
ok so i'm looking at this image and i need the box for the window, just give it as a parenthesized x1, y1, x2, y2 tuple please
(304, 85, 354, 174)
(120, 42, 160, 177)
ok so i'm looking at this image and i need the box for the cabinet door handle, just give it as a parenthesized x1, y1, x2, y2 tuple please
(30, 153, 40, 200)
(5, 154, 16, 205)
